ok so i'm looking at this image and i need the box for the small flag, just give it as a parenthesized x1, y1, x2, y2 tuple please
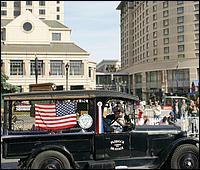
(35, 102, 77, 130)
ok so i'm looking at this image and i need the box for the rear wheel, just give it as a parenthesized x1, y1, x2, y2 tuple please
(171, 144, 199, 169)
(31, 150, 71, 169)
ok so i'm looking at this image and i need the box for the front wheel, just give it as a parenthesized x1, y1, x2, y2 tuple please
(171, 144, 199, 169)
(31, 150, 72, 169)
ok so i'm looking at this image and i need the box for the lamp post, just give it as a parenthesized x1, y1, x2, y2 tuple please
(65, 63, 69, 90)
(35, 56, 38, 84)
(175, 62, 179, 95)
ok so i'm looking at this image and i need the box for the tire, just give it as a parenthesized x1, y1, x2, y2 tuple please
(171, 144, 199, 169)
(31, 150, 72, 169)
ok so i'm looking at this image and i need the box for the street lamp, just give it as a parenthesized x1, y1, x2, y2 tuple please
(175, 62, 179, 95)
(65, 63, 69, 90)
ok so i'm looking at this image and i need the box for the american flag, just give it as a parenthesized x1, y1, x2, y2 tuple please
(35, 102, 77, 130)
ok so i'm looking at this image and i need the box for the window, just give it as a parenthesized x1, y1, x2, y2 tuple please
(195, 24, 199, 31)
(177, 35, 184, 42)
(177, 25, 184, 33)
(14, 1, 20, 7)
(57, 15, 60, 20)
(163, 1, 168, 8)
(70, 60, 84, 75)
(57, 7, 60, 12)
(163, 10, 168, 17)
(195, 43, 199, 50)
(177, 1, 184, 5)
(1, 10, 7, 16)
(153, 5, 157, 12)
(164, 56, 169, 60)
(195, 14, 199, 21)
(153, 14, 157, 21)
(23, 22, 32, 32)
(163, 28, 169, 35)
(153, 40, 157, 47)
(26, 1, 32, 6)
(39, 9, 45, 15)
(89, 67, 92, 78)
(10, 60, 24, 75)
(57, 1, 60, 4)
(153, 22, 157, 29)
(14, 10, 20, 17)
(153, 31, 157, 38)
(164, 47, 169, 54)
(50, 60, 64, 75)
(52, 33, 61, 41)
(178, 54, 185, 59)
(194, 4, 199, 11)
(164, 38, 169, 44)
(153, 49, 158, 55)
(163, 19, 169, 26)
(177, 7, 184, 14)
(178, 45, 184, 52)
(177, 16, 184, 23)
(30, 60, 44, 75)
(1, 31, 6, 41)
(195, 33, 199, 40)
(1, 1, 7, 7)
(39, 1, 45, 6)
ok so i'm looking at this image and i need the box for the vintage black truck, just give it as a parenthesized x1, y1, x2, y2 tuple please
(1, 90, 199, 169)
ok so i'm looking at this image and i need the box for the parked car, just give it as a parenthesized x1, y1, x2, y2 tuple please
(1, 90, 199, 169)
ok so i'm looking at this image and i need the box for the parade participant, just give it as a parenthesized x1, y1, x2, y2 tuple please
(152, 101, 161, 123)
(180, 99, 188, 119)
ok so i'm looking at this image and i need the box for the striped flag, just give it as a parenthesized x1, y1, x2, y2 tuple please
(35, 102, 77, 130)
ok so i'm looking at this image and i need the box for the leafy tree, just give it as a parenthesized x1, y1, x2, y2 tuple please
(1, 72, 20, 93)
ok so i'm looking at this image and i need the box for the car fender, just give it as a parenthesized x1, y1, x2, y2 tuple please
(25, 144, 78, 169)
(153, 136, 199, 168)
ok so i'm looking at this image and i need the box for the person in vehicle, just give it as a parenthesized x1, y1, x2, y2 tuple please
(159, 116, 169, 125)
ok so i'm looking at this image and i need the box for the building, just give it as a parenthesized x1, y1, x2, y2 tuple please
(117, 1, 199, 100)
(1, 9, 96, 92)
(1, 1, 64, 24)
(96, 59, 121, 73)
(96, 59, 130, 93)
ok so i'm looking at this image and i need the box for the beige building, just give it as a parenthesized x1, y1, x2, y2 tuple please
(96, 59, 121, 73)
(1, 1, 64, 24)
(117, 1, 199, 100)
(1, 10, 96, 92)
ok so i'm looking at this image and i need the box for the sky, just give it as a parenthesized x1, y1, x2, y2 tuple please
(64, 1, 121, 64)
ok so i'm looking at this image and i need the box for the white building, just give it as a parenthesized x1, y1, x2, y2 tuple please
(1, 1, 64, 24)
(1, 10, 96, 92)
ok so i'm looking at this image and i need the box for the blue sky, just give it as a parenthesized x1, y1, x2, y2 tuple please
(64, 1, 121, 64)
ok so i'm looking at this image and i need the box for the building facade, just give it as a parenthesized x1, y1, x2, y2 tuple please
(117, 1, 199, 100)
(96, 59, 121, 73)
(96, 59, 130, 93)
(1, 10, 96, 92)
(1, 1, 64, 24)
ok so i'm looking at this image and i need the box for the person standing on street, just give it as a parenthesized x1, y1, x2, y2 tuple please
(152, 101, 161, 124)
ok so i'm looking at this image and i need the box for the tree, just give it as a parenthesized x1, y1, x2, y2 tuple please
(1, 72, 20, 93)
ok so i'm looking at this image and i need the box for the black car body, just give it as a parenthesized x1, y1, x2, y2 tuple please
(1, 90, 199, 169)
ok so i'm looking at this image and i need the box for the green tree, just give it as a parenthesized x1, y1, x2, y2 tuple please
(1, 72, 20, 93)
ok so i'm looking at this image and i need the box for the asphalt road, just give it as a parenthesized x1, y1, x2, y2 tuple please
(1, 156, 19, 169)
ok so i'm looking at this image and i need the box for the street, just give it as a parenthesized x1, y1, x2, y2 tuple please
(1, 156, 19, 169)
